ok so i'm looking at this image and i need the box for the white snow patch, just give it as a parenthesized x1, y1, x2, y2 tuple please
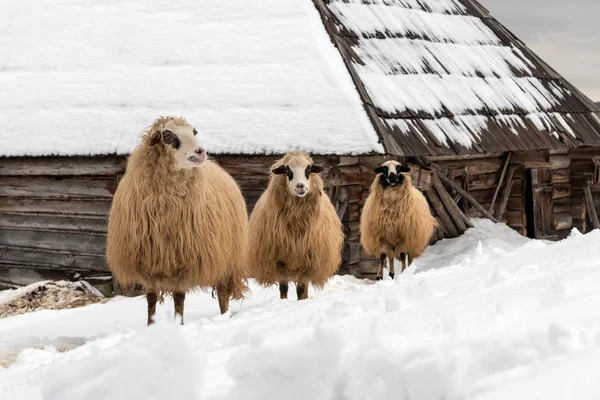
(2, 220, 600, 399)
(0, 0, 382, 157)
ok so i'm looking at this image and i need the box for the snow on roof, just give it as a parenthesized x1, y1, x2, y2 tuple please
(0, 0, 383, 157)
(324, 0, 600, 156)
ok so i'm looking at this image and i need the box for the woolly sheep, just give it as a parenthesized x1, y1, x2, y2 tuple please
(360, 160, 436, 280)
(106, 117, 248, 325)
(247, 152, 344, 300)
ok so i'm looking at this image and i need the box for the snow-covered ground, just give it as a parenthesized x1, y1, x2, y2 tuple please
(1, 219, 600, 399)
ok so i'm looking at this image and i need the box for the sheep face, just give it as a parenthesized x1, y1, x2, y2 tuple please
(149, 119, 206, 170)
(271, 154, 324, 198)
(374, 160, 411, 187)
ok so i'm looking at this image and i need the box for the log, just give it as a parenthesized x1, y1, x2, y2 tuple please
(511, 151, 551, 168)
(488, 152, 512, 213)
(0, 198, 111, 216)
(548, 154, 570, 170)
(426, 189, 459, 237)
(572, 219, 587, 234)
(551, 169, 570, 184)
(553, 212, 573, 231)
(0, 156, 126, 176)
(413, 158, 500, 223)
(0, 246, 107, 272)
(434, 216, 449, 238)
(584, 185, 600, 229)
(0, 176, 117, 199)
(0, 228, 106, 255)
(552, 184, 571, 200)
(0, 212, 107, 233)
(342, 240, 361, 265)
(435, 170, 499, 223)
(506, 210, 526, 227)
(431, 174, 469, 232)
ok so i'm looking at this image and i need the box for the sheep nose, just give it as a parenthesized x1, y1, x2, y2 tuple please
(195, 147, 205, 155)
(296, 183, 305, 189)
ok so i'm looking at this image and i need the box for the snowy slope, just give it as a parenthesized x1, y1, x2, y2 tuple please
(0, 0, 382, 157)
(2, 220, 600, 399)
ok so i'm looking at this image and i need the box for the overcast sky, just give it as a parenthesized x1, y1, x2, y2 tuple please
(484, 0, 599, 101)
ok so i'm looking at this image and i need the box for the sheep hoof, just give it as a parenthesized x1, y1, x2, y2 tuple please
(375, 276, 383, 281)
(389, 272, 395, 280)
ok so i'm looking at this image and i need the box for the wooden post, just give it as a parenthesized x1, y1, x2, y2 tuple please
(494, 165, 517, 219)
(584, 185, 600, 229)
(488, 152, 512, 213)
(431, 174, 468, 233)
(426, 189, 459, 237)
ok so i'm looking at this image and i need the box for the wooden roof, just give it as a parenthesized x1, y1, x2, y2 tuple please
(313, 0, 600, 156)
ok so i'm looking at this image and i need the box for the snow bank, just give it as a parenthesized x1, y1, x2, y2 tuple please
(0, 0, 382, 157)
(2, 220, 600, 399)
(38, 323, 203, 400)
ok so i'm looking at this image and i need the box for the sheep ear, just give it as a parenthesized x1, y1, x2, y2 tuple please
(271, 165, 287, 175)
(374, 166, 385, 174)
(310, 165, 324, 174)
(398, 165, 411, 173)
(148, 131, 162, 146)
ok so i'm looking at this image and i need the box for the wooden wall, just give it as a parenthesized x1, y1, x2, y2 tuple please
(0, 156, 125, 292)
(2, 149, 599, 290)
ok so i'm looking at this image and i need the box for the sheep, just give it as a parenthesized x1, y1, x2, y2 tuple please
(106, 116, 248, 325)
(360, 160, 436, 280)
(247, 151, 344, 300)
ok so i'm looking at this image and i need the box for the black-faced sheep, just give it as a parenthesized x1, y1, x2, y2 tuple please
(360, 160, 436, 280)
(106, 116, 248, 325)
(247, 152, 344, 300)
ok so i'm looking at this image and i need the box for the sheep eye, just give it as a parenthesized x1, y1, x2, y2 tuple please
(193, 128, 198, 136)
(285, 166, 293, 180)
(305, 165, 311, 179)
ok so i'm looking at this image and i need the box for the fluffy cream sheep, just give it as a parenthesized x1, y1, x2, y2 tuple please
(361, 160, 436, 280)
(248, 152, 344, 300)
(106, 117, 248, 325)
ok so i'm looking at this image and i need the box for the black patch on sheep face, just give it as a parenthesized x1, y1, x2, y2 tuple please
(374, 164, 410, 188)
(162, 130, 180, 149)
(272, 164, 323, 180)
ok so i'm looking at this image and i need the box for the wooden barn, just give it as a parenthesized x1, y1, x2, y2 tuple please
(1, 0, 600, 293)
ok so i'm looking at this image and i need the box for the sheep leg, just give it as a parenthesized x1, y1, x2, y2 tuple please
(296, 282, 308, 300)
(279, 281, 289, 299)
(173, 292, 186, 325)
(376, 253, 386, 280)
(388, 255, 395, 280)
(216, 284, 230, 314)
(400, 252, 407, 273)
(146, 290, 158, 326)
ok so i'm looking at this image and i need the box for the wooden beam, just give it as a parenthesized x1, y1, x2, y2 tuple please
(431, 174, 469, 232)
(413, 158, 500, 222)
(488, 152, 511, 213)
(494, 165, 517, 219)
(426, 189, 459, 237)
(584, 185, 600, 229)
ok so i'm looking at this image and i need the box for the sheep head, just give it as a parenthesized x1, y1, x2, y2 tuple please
(374, 160, 411, 188)
(271, 152, 324, 198)
(145, 116, 206, 170)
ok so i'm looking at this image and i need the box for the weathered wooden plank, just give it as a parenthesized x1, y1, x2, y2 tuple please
(0, 176, 116, 199)
(494, 166, 516, 219)
(552, 184, 572, 200)
(0, 213, 108, 233)
(468, 173, 499, 191)
(572, 203, 586, 220)
(0, 264, 109, 287)
(342, 240, 361, 265)
(0, 198, 111, 216)
(0, 229, 106, 254)
(488, 152, 512, 213)
(1, 246, 107, 271)
(572, 219, 587, 234)
(505, 210, 526, 227)
(431, 174, 469, 232)
(511, 151, 552, 168)
(548, 154, 570, 170)
(584, 186, 600, 229)
(552, 198, 572, 214)
(328, 167, 363, 186)
(426, 189, 459, 237)
(551, 169, 570, 184)
(0, 156, 126, 176)
(434, 158, 503, 175)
